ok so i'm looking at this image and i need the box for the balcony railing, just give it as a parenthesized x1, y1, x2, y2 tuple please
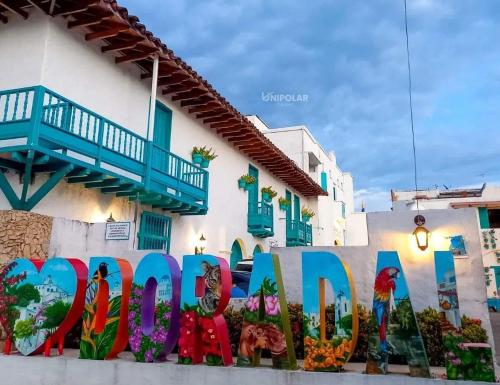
(247, 201, 274, 238)
(0, 86, 208, 214)
(286, 219, 313, 246)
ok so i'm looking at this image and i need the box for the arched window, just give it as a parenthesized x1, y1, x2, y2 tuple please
(252, 244, 264, 257)
(230, 239, 244, 269)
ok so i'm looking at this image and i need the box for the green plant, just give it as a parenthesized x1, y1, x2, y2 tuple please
(416, 307, 445, 366)
(278, 197, 290, 207)
(201, 147, 217, 161)
(461, 316, 488, 343)
(301, 207, 315, 218)
(240, 174, 256, 185)
(261, 186, 277, 198)
(14, 318, 35, 340)
(192, 146, 204, 156)
(42, 301, 71, 333)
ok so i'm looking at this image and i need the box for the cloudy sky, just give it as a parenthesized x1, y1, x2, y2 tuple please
(120, 0, 500, 211)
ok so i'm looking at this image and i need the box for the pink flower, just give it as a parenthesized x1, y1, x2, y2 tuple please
(246, 296, 259, 311)
(264, 296, 280, 316)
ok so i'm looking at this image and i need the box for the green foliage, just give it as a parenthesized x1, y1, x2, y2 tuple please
(14, 318, 35, 340)
(301, 207, 315, 218)
(42, 301, 71, 331)
(278, 197, 291, 207)
(192, 146, 217, 160)
(416, 307, 444, 366)
(261, 277, 277, 296)
(14, 284, 40, 307)
(461, 316, 488, 343)
(443, 334, 495, 382)
(261, 186, 277, 198)
(239, 174, 256, 185)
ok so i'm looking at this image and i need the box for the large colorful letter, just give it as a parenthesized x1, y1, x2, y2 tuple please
(0, 258, 87, 356)
(79, 257, 132, 360)
(434, 251, 495, 382)
(302, 251, 358, 371)
(237, 253, 297, 369)
(366, 251, 430, 377)
(178, 254, 232, 366)
(128, 253, 181, 362)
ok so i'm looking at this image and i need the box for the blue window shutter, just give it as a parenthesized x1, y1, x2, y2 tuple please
(332, 186, 337, 201)
(478, 208, 490, 229)
(138, 211, 172, 251)
(320, 172, 327, 191)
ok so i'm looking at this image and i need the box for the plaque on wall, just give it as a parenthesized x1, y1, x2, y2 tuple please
(105, 222, 131, 240)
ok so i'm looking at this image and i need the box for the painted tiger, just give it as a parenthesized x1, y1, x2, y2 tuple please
(198, 261, 222, 313)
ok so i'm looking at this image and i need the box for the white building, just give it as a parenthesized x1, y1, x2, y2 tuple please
(247, 117, 354, 246)
(34, 275, 69, 304)
(392, 184, 500, 298)
(0, 2, 353, 269)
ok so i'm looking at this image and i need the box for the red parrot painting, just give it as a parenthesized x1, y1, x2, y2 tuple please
(373, 267, 399, 353)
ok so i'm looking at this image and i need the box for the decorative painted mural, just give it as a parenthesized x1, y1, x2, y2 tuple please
(79, 257, 132, 360)
(128, 253, 181, 362)
(178, 254, 232, 366)
(365, 251, 430, 378)
(0, 258, 86, 356)
(302, 251, 358, 371)
(237, 253, 296, 369)
(0, 250, 495, 382)
(434, 251, 495, 382)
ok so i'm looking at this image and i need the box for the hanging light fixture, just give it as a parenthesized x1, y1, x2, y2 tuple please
(413, 215, 429, 251)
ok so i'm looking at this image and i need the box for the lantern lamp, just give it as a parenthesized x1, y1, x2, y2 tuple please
(413, 215, 429, 251)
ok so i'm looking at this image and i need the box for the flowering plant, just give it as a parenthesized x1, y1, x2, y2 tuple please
(128, 284, 172, 363)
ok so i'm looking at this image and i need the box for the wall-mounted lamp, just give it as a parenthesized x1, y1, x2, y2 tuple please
(195, 233, 207, 255)
(413, 214, 429, 251)
(106, 212, 115, 222)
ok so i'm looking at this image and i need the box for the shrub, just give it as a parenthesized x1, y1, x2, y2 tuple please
(461, 316, 488, 343)
(416, 307, 444, 366)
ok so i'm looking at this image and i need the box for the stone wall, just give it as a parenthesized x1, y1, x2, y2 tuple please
(0, 210, 53, 264)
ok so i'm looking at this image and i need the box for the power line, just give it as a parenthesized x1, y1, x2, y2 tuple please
(403, 0, 420, 214)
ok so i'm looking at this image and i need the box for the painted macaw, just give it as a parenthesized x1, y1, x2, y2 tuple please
(373, 267, 399, 353)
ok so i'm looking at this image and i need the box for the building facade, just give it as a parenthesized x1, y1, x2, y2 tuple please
(0, 3, 353, 268)
(392, 184, 500, 299)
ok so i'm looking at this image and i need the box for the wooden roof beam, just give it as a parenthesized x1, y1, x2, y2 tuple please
(85, 23, 129, 41)
(210, 119, 241, 129)
(26, 0, 50, 14)
(0, 11, 7, 23)
(115, 47, 157, 64)
(68, 12, 113, 29)
(162, 81, 199, 95)
(171, 88, 207, 102)
(159, 72, 191, 87)
(219, 126, 248, 136)
(203, 113, 235, 124)
(53, 0, 100, 16)
(180, 96, 215, 107)
(196, 109, 227, 119)
(188, 103, 221, 114)
(0, 0, 29, 18)
(101, 36, 144, 53)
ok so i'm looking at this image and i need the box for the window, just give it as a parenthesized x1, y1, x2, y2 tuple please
(320, 172, 327, 192)
(332, 186, 337, 201)
(341, 202, 346, 219)
(138, 211, 171, 251)
(488, 209, 500, 229)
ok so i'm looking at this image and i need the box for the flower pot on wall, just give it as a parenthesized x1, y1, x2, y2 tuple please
(279, 202, 288, 211)
(244, 183, 253, 191)
(192, 153, 203, 165)
(303, 215, 311, 223)
(262, 192, 271, 202)
(200, 159, 209, 168)
(238, 179, 246, 189)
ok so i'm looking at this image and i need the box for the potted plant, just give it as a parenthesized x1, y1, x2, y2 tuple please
(200, 147, 217, 168)
(261, 186, 277, 202)
(238, 174, 256, 190)
(278, 197, 290, 211)
(301, 207, 315, 222)
(191, 146, 204, 165)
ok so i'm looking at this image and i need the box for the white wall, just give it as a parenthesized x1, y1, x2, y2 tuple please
(273, 208, 493, 346)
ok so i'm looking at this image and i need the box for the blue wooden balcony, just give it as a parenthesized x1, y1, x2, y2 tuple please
(247, 201, 274, 238)
(0, 86, 208, 214)
(286, 220, 313, 246)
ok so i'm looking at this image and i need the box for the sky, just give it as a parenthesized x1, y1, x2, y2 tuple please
(119, 0, 500, 211)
